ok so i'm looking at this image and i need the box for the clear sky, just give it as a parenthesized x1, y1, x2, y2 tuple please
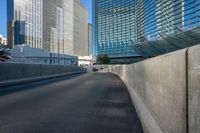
(0, 0, 92, 37)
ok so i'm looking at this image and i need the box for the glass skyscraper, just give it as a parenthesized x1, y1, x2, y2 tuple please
(93, 0, 137, 57)
(138, 0, 185, 41)
(7, 0, 43, 49)
(138, 0, 200, 41)
(93, 0, 200, 57)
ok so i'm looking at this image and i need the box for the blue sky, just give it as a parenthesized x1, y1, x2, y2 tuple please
(0, 0, 92, 37)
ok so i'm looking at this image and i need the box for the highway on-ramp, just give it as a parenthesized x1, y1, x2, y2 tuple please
(0, 73, 143, 133)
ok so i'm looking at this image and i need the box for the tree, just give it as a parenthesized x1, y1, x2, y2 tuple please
(96, 54, 110, 64)
(0, 44, 12, 62)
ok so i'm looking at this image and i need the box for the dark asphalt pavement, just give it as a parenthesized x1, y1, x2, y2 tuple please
(0, 73, 143, 133)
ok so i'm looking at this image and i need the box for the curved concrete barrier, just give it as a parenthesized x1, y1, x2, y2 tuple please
(102, 44, 200, 133)
(188, 45, 200, 133)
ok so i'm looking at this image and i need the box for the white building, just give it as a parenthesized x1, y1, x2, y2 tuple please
(0, 34, 7, 45)
(78, 56, 93, 66)
(7, 44, 78, 66)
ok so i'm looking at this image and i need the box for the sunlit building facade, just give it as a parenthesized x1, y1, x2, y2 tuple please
(7, 0, 43, 49)
(63, 0, 74, 55)
(43, 0, 64, 54)
(73, 0, 88, 56)
(43, 0, 88, 56)
(7, 0, 88, 57)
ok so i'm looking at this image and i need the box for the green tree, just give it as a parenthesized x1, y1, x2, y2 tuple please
(96, 54, 110, 64)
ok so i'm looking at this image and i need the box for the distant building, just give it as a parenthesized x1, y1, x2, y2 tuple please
(78, 56, 93, 66)
(43, 0, 64, 54)
(7, 0, 43, 49)
(43, 0, 76, 55)
(7, 0, 89, 57)
(0, 34, 7, 45)
(73, 0, 88, 56)
(88, 24, 93, 56)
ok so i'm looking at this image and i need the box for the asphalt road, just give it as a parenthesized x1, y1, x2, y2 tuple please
(0, 73, 143, 133)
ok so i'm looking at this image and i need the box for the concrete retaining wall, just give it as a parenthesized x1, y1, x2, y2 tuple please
(102, 44, 200, 133)
(188, 45, 200, 133)
(0, 63, 85, 81)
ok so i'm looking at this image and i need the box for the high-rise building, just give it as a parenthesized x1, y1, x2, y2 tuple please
(138, 0, 185, 41)
(93, 0, 137, 57)
(63, 0, 74, 55)
(7, 0, 43, 49)
(43, 0, 88, 56)
(43, 0, 64, 54)
(73, 0, 88, 56)
(183, 0, 200, 30)
(93, 0, 200, 57)
(136, 0, 200, 41)
(43, 0, 80, 55)
(7, 0, 89, 57)
(88, 23, 93, 56)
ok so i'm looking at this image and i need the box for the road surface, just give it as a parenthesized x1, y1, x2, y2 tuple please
(0, 73, 143, 133)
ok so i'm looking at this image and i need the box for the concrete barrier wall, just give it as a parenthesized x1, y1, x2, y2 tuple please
(102, 45, 200, 133)
(0, 63, 85, 81)
(188, 45, 200, 133)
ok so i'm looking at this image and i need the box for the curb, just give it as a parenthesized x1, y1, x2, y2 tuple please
(0, 71, 85, 88)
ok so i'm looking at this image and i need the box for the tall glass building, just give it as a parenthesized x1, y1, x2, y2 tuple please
(137, 0, 185, 41)
(137, 0, 200, 41)
(93, 0, 137, 57)
(7, 0, 43, 49)
(93, 0, 200, 57)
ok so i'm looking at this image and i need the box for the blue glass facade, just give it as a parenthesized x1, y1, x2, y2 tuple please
(93, 0, 137, 57)
(139, 0, 185, 41)
(93, 0, 200, 57)
(184, 0, 200, 29)
(14, 21, 25, 45)
(140, 0, 200, 41)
